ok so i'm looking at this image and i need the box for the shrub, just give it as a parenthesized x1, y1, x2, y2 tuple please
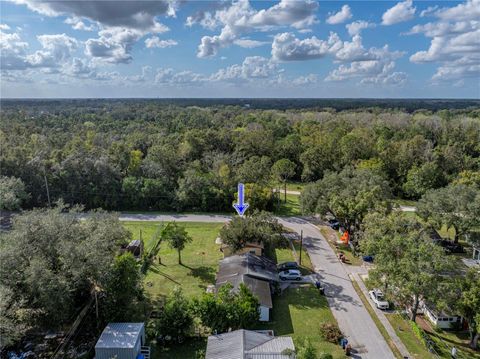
(319, 322, 343, 343)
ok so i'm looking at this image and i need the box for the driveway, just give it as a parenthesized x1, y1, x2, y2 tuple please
(119, 213, 395, 359)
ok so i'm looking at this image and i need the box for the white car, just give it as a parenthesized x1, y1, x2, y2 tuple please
(369, 289, 389, 310)
(279, 269, 302, 281)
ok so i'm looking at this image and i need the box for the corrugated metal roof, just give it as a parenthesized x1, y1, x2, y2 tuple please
(206, 330, 295, 359)
(95, 323, 144, 349)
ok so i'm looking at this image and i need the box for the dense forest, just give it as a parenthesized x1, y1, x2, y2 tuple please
(1, 99, 479, 213)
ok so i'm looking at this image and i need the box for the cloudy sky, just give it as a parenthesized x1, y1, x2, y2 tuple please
(1, 0, 479, 98)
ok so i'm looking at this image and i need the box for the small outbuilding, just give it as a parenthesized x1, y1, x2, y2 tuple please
(95, 322, 149, 359)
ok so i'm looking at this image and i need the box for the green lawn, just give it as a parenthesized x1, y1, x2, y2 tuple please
(124, 221, 223, 299)
(274, 239, 314, 275)
(286, 182, 309, 192)
(256, 285, 346, 359)
(275, 193, 302, 216)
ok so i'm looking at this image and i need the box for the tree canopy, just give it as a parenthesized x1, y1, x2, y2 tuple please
(0, 204, 131, 346)
(360, 213, 454, 322)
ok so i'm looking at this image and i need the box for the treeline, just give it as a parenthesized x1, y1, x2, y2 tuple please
(1, 101, 479, 212)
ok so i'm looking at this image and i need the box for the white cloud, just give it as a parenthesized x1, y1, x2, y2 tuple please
(194, 0, 318, 58)
(211, 56, 278, 81)
(0, 30, 29, 70)
(420, 5, 439, 17)
(64, 17, 96, 31)
(382, 0, 416, 26)
(271, 32, 342, 61)
(0, 24, 10, 30)
(346, 21, 376, 36)
(233, 38, 269, 48)
(291, 73, 318, 85)
(1, 30, 77, 71)
(270, 30, 406, 86)
(408, 0, 480, 82)
(145, 37, 178, 49)
(326, 5, 352, 25)
(155, 68, 205, 84)
(27, 34, 78, 68)
(85, 27, 145, 64)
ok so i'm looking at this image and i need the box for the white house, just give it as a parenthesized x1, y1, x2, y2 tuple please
(215, 253, 278, 322)
(421, 302, 463, 330)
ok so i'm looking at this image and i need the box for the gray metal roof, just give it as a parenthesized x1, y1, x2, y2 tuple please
(95, 323, 144, 349)
(217, 253, 278, 283)
(206, 330, 295, 359)
(216, 275, 272, 308)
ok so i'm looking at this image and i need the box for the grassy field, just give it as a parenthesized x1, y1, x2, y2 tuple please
(275, 193, 302, 216)
(124, 221, 223, 299)
(256, 285, 346, 358)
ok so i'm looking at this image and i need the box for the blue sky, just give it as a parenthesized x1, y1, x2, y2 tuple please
(1, 0, 479, 98)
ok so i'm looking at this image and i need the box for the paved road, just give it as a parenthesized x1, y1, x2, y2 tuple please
(120, 213, 395, 358)
(277, 217, 395, 359)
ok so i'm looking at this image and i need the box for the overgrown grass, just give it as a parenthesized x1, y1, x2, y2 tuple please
(385, 314, 434, 359)
(124, 221, 223, 299)
(256, 285, 347, 359)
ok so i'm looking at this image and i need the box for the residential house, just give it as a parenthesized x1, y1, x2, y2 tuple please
(95, 323, 150, 359)
(215, 253, 278, 321)
(205, 329, 295, 359)
(421, 302, 463, 330)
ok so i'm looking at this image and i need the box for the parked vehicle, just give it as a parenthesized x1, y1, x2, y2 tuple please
(277, 261, 299, 271)
(369, 289, 389, 310)
(362, 255, 374, 263)
(279, 269, 302, 281)
(327, 218, 340, 230)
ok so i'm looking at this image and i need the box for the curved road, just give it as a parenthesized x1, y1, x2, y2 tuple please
(119, 213, 394, 359)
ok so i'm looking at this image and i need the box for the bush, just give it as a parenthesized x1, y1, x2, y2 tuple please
(319, 322, 343, 343)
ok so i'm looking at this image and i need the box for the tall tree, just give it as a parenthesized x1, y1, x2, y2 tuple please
(417, 184, 480, 243)
(301, 167, 392, 244)
(271, 159, 296, 203)
(220, 211, 286, 253)
(0, 176, 29, 210)
(0, 204, 130, 345)
(102, 253, 142, 322)
(192, 283, 259, 333)
(154, 287, 193, 343)
(163, 222, 193, 265)
(361, 213, 454, 322)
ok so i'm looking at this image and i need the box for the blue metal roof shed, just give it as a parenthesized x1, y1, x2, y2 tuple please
(95, 323, 145, 359)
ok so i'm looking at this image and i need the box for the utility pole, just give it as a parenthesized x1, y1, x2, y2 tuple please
(299, 230, 303, 265)
(43, 167, 51, 207)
